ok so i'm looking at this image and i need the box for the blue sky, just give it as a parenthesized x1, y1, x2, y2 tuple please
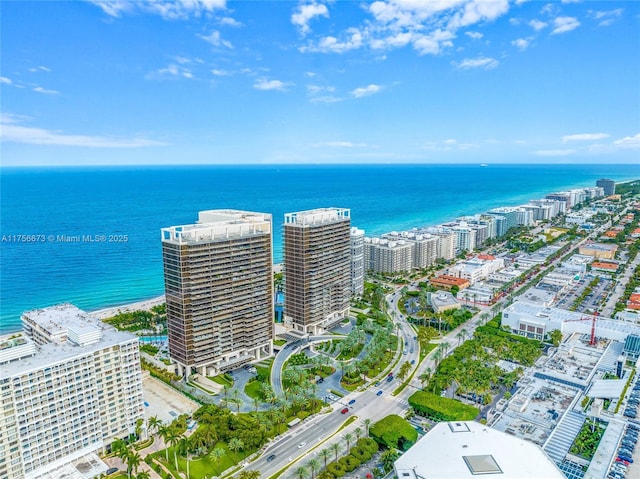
(1, 0, 639, 166)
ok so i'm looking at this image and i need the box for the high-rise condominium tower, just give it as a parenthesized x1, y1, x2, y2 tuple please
(283, 208, 351, 335)
(161, 210, 273, 378)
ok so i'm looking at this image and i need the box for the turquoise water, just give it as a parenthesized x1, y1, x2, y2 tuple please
(1, 163, 638, 333)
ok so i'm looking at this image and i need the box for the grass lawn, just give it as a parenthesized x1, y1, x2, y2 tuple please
(209, 374, 233, 387)
(336, 342, 365, 360)
(244, 380, 262, 400)
(273, 339, 287, 346)
(158, 442, 251, 478)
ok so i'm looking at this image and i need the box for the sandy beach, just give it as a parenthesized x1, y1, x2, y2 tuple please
(89, 295, 166, 320)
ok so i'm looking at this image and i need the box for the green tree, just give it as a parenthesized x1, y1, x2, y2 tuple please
(380, 449, 400, 472)
(136, 471, 150, 479)
(344, 432, 354, 453)
(157, 425, 171, 464)
(399, 361, 412, 380)
(330, 442, 341, 462)
(318, 448, 331, 469)
(228, 437, 245, 460)
(307, 457, 320, 479)
(125, 450, 141, 479)
(238, 471, 261, 479)
(364, 418, 372, 437)
(294, 465, 308, 479)
(549, 329, 563, 347)
(209, 446, 226, 467)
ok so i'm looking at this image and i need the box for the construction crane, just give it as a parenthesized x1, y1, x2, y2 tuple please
(564, 311, 598, 346)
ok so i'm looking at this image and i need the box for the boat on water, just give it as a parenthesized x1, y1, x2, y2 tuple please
(480, 163, 489, 167)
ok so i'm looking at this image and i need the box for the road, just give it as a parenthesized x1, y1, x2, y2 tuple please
(254, 225, 626, 477)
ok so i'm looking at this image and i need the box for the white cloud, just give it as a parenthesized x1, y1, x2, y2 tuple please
(613, 133, 640, 149)
(211, 69, 231, 76)
(562, 133, 610, 142)
(89, 0, 226, 20)
(309, 95, 343, 103)
(33, 86, 60, 95)
(147, 64, 193, 80)
(551, 16, 580, 35)
(511, 37, 532, 51)
(291, 2, 329, 35)
(307, 84, 335, 94)
(304, 28, 364, 53)
(197, 30, 232, 48)
(315, 141, 369, 148)
(534, 149, 576, 156)
(351, 84, 382, 98)
(448, 0, 509, 29)
(529, 19, 547, 31)
(413, 29, 455, 55)
(454, 56, 499, 70)
(465, 31, 483, 40)
(0, 114, 167, 148)
(253, 78, 292, 91)
(219, 16, 242, 27)
(0, 76, 12, 84)
(591, 8, 623, 27)
(28, 66, 52, 73)
(300, 1, 512, 56)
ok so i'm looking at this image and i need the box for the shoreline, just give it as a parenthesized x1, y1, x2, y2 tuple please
(89, 295, 166, 320)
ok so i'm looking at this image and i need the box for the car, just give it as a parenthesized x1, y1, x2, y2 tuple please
(411, 360, 415, 365)
(267, 454, 276, 462)
(410, 348, 414, 353)
(386, 376, 393, 383)
(387, 372, 393, 377)
(106, 468, 118, 475)
(377, 390, 383, 396)
(348, 399, 356, 405)
(316, 378, 324, 384)
(341, 408, 349, 414)
(298, 442, 307, 449)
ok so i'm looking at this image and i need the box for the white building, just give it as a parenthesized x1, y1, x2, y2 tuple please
(350, 227, 365, 296)
(448, 256, 505, 285)
(0, 304, 144, 479)
(502, 300, 640, 341)
(383, 231, 439, 269)
(363, 237, 413, 274)
(394, 421, 564, 479)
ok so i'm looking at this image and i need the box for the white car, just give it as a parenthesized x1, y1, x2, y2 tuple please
(298, 442, 307, 448)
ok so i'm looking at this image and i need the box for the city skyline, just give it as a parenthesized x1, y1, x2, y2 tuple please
(1, 0, 639, 166)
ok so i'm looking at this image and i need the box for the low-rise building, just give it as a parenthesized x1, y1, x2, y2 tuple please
(429, 275, 470, 291)
(579, 242, 618, 260)
(429, 291, 460, 313)
(394, 421, 564, 479)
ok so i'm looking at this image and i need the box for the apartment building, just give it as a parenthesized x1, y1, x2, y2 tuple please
(364, 237, 413, 274)
(350, 227, 365, 297)
(596, 178, 615, 196)
(0, 304, 144, 479)
(161, 209, 273, 377)
(283, 208, 351, 334)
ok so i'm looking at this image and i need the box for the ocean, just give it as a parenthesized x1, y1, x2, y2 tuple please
(1, 163, 638, 333)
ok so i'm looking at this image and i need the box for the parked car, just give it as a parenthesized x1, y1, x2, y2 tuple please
(106, 468, 118, 475)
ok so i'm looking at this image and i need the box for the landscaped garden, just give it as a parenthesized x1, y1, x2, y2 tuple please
(569, 418, 607, 460)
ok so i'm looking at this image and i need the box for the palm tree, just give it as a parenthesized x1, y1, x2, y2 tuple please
(228, 437, 244, 461)
(110, 438, 128, 458)
(293, 465, 308, 479)
(136, 471, 150, 479)
(307, 458, 320, 479)
(208, 446, 225, 469)
(330, 442, 341, 462)
(419, 367, 432, 388)
(380, 449, 400, 472)
(125, 450, 141, 479)
(179, 436, 191, 479)
(318, 448, 331, 469)
(344, 432, 354, 453)
(147, 415, 162, 438)
(168, 432, 181, 471)
(363, 418, 372, 437)
(157, 426, 171, 464)
(354, 426, 363, 441)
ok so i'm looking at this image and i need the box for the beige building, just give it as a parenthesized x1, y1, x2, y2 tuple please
(284, 208, 351, 334)
(161, 209, 274, 377)
(0, 304, 144, 479)
(578, 242, 618, 260)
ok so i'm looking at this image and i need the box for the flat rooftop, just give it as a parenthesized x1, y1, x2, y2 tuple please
(395, 421, 564, 478)
(162, 210, 271, 244)
(284, 207, 350, 226)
